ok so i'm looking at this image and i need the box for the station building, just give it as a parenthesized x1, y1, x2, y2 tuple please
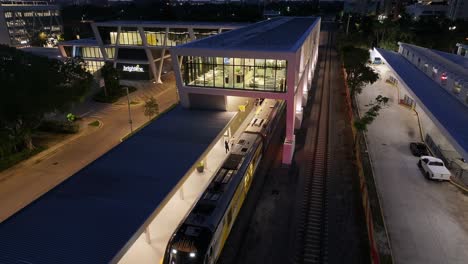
(0, 17, 321, 264)
(371, 42, 468, 184)
(171, 16, 321, 164)
(0, 0, 62, 47)
(58, 21, 243, 80)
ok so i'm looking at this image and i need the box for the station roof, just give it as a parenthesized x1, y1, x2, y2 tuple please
(377, 48, 468, 159)
(94, 20, 246, 29)
(175, 16, 320, 52)
(0, 106, 235, 264)
(399, 43, 468, 83)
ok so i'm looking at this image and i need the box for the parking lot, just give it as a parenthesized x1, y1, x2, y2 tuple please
(358, 64, 468, 264)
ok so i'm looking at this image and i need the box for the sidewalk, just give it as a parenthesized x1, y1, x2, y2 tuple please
(0, 78, 179, 222)
(357, 65, 468, 264)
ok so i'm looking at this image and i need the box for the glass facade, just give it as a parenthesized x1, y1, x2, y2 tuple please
(85, 61, 105, 73)
(183, 57, 287, 92)
(118, 27, 143, 46)
(144, 28, 166, 46)
(105, 48, 115, 59)
(3, 6, 62, 46)
(193, 28, 219, 40)
(76, 47, 103, 58)
(166, 28, 191, 46)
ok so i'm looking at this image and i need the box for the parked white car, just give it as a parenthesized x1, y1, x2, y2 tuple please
(418, 156, 451, 181)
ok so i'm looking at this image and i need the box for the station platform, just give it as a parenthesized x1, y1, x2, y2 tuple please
(0, 106, 238, 264)
(118, 99, 258, 264)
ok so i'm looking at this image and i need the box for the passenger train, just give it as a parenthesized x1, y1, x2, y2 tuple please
(163, 99, 284, 264)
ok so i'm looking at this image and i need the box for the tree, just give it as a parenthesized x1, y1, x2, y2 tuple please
(0, 45, 93, 151)
(100, 61, 120, 97)
(341, 46, 379, 99)
(144, 96, 159, 120)
(354, 95, 389, 143)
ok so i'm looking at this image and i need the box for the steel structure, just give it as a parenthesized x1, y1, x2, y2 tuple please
(58, 21, 244, 80)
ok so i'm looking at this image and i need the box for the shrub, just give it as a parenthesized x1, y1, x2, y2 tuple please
(38, 120, 79, 134)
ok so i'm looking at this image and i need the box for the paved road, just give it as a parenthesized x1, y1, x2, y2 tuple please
(0, 75, 178, 222)
(358, 64, 468, 264)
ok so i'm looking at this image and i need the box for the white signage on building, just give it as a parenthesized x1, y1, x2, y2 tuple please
(123, 65, 144, 73)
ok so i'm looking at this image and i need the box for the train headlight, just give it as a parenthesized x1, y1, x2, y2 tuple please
(189, 252, 196, 258)
(171, 249, 177, 254)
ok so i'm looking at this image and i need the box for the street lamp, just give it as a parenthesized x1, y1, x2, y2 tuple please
(346, 14, 352, 36)
(125, 87, 133, 133)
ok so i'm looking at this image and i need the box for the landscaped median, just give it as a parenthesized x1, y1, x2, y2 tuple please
(342, 67, 394, 264)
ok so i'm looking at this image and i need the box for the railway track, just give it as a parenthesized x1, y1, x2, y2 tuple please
(293, 29, 333, 264)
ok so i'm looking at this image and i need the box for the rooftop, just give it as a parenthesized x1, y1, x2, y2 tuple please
(175, 16, 320, 52)
(377, 48, 468, 159)
(0, 106, 235, 264)
(400, 43, 468, 83)
(94, 20, 246, 28)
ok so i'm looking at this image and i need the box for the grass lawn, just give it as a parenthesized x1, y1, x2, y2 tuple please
(93, 85, 137, 104)
(88, 120, 100, 127)
(0, 146, 46, 172)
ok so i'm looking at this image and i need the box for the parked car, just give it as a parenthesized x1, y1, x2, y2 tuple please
(418, 156, 451, 181)
(410, 142, 430, 157)
(373, 57, 382, 64)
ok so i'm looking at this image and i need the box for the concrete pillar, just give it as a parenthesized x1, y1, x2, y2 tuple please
(171, 53, 185, 104)
(283, 56, 297, 165)
(179, 185, 185, 200)
(145, 226, 151, 244)
(283, 99, 296, 165)
(138, 27, 158, 83)
(113, 26, 122, 68)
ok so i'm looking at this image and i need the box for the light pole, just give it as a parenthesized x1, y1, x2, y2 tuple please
(125, 87, 133, 133)
(346, 14, 352, 36)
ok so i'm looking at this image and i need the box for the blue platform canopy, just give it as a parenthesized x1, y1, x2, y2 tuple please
(0, 106, 234, 264)
(377, 48, 468, 159)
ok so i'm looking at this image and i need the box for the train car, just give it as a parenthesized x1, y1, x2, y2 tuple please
(163, 99, 283, 264)
(245, 99, 285, 148)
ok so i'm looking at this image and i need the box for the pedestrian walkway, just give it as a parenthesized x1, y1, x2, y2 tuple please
(358, 65, 468, 264)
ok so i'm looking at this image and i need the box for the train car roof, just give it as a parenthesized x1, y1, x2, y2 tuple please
(185, 133, 261, 230)
(0, 106, 235, 264)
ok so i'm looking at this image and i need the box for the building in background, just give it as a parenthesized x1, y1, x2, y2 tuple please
(447, 0, 468, 20)
(58, 21, 244, 78)
(406, 1, 447, 20)
(0, 0, 62, 47)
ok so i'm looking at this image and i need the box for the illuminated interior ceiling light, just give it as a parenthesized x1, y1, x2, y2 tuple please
(189, 252, 196, 258)
(171, 249, 177, 254)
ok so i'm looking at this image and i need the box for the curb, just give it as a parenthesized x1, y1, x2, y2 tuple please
(449, 179, 468, 194)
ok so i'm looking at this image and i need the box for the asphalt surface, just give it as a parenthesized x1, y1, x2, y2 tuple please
(359, 64, 468, 264)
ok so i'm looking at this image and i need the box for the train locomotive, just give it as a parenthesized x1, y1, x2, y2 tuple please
(163, 99, 284, 264)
